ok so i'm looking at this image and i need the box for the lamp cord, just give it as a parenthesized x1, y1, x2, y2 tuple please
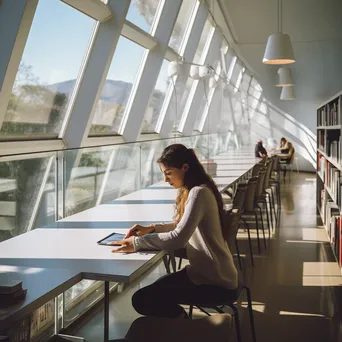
(278, 0, 282, 33)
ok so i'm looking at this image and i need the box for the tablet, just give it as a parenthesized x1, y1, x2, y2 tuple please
(97, 232, 126, 246)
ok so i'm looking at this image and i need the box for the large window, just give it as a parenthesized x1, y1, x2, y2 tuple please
(0, 0, 95, 140)
(172, 17, 214, 132)
(126, 0, 162, 34)
(89, 36, 146, 136)
(168, 0, 198, 53)
(141, 59, 169, 133)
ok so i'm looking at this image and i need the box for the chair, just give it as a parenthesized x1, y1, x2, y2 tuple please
(184, 209, 257, 342)
(279, 143, 295, 180)
(241, 176, 266, 253)
(108, 314, 233, 342)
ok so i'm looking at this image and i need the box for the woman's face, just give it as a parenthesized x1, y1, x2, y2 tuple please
(159, 163, 188, 189)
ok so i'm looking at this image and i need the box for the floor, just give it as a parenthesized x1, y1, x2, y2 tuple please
(72, 173, 342, 342)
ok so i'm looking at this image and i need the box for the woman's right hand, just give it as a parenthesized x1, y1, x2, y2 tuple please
(125, 224, 154, 238)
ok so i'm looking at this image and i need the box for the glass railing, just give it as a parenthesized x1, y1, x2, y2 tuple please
(0, 132, 241, 338)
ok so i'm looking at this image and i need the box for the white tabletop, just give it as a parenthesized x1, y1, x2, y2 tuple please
(61, 203, 174, 222)
(0, 229, 164, 283)
(114, 189, 177, 201)
(0, 265, 81, 330)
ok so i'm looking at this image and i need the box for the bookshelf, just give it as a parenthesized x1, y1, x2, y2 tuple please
(317, 91, 342, 273)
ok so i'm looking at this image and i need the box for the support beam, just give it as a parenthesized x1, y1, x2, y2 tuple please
(119, 0, 182, 142)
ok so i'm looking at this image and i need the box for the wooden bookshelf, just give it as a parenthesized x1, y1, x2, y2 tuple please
(317, 91, 342, 273)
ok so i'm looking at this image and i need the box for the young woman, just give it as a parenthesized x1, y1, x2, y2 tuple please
(112, 144, 238, 319)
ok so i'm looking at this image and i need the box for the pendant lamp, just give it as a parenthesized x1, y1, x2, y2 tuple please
(263, 0, 295, 64)
(276, 67, 294, 87)
(280, 86, 295, 100)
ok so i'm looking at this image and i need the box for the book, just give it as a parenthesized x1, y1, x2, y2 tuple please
(0, 288, 27, 308)
(0, 280, 22, 294)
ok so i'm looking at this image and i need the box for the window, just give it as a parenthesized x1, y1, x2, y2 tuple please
(126, 0, 162, 34)
(0, 0, 95, 140)
(241, 72, 251, 93)
(172, 17, 214, 132)
(169, 0, 198, 53)
(193, 78, 210, 132)
(141, 60, 169, 133)
(89, 36, 146, 136)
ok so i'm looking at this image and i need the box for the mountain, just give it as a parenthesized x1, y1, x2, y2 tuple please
(46, 79, 133, 105)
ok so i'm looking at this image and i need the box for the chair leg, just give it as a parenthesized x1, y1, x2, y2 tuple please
(255, 209, 266, 250)
(244, 287, 257, 342)
(178, 257, 183, 270)
(266, 192, 276, 232)
(196, 306, 211, 316)
(265, 193, 274, 229)
(270, 190, 277, 228)
(240, 218, 255, 266)
(188, 305, 193, 319)
(231, 305, 242, 342)
(235, 238, 243, 270)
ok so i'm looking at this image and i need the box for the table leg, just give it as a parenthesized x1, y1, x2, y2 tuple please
(104, 281, 110, 342)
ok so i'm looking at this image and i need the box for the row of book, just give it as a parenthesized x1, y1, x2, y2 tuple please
(317, 97, 341, 127)
(317, 130, 325, 150)
(327, 138, 342, 163)
(322, 195, 342, 268)
(325, 162, 341, 206)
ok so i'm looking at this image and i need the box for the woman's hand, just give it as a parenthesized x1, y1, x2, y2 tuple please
(124, 224, 154, 238)
(111, 237, 136, 253)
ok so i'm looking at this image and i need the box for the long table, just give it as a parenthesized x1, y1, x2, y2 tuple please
(0, 148, 260, 341)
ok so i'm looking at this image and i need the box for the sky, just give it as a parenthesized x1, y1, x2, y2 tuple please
(20, 0, 168, 91)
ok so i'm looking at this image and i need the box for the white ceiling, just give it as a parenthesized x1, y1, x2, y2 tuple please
(216, 0, 342, 132)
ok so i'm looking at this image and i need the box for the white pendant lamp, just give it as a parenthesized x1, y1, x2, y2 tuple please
(276, 67, 294, 87)
(263, 0, 295, 64)
(280, 86, 296, 100)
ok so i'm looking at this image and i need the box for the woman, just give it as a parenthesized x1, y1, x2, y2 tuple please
(279, 137, 290, 154)
(112, 144, 238, 318)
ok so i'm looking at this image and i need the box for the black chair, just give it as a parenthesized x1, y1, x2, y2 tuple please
(184, 209, 257, 342)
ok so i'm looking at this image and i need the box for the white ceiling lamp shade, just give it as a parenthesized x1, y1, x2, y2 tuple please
(168, 60, 182, 78)
(189, 65, 200, 79)
(209, 76, 217, 89)
(262, 0, 295, 65)
(280, 86, 296, 100)
(276, 67, 294, 87)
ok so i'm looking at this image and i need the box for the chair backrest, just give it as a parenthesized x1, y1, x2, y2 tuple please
(222, 208, 241, 253)
(255, 168, 266, 199)
(289, 148, 296, 164)
(251, 163, 262, 177)
(263, 159, 274, 189)
(232, 183, 248, 210)
(273, 154, 280, 172)
(243, 177, 258, 212)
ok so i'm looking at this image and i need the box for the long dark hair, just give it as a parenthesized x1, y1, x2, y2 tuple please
(157, 144, 224, 228)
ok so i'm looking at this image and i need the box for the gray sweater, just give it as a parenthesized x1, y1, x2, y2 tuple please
(133, 186, 238, 289)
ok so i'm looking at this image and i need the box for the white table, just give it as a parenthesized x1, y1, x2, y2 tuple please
(0, 265, 81, 332)
(0, 228, 165, 341)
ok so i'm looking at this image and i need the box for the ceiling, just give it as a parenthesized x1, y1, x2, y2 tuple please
(216, 0, 342, 132)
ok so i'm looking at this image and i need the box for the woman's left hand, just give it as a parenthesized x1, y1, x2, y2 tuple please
(111, 237, 136, 253)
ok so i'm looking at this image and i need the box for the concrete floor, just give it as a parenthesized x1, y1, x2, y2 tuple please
(71, 173, 342, 342)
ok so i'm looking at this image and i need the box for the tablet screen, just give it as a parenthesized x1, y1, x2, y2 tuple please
(97, 232, 126, 246)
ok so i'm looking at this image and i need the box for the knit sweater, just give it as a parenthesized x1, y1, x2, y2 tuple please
(133, 186, 238, 289)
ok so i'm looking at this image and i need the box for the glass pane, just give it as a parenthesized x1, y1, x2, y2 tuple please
(89, 37, 146, 136)
(141, 60, 169, 133)
(0, 0, 95, 139)
(193, 17, 213, 64)
(126, 0, 162, 33)
(193, 78, 210, 131)
(0, 155, 55, 243)
(169, 0, 198, 52)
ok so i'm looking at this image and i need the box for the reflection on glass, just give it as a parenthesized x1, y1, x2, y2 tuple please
(0, 0, 95, 139)
(89, 36, 146, 136)
(169, 0, 198, 52)
(193, 78, 210, 131)
(126, 0, 162, 33)
(141, 60, 169, 133)
(0, 156, 54, 243)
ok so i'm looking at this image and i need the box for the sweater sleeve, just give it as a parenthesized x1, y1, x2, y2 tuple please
(153, 222, 175, 233)
(133, 187, 210, 251)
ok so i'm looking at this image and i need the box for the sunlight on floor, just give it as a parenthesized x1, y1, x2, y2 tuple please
(302, 262, 342, 286)
(279, 311, 326, 318)
(241, 301, 266, 313)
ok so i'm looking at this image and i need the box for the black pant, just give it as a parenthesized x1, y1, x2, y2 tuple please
(132, 268, 238, 318)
